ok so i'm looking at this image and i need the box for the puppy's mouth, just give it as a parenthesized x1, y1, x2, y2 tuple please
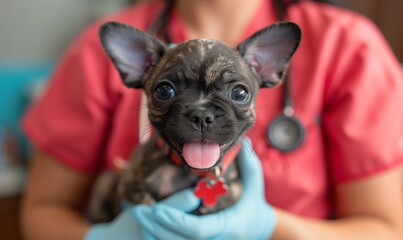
(182, 142, 221, 169)
(169, 140, 233, 170)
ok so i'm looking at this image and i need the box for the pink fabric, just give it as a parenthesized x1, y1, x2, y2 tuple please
(22, 0, 403, 218)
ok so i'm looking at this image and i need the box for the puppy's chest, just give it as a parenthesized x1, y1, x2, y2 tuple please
(118, 134, 242, 214)
(117, 135, 194, 202)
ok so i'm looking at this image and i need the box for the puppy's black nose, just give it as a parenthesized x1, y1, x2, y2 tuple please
(188, 110, 215, 130)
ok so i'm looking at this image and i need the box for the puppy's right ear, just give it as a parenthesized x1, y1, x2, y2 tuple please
(99, 22, 166, 88)
(237, 22, 301, 88)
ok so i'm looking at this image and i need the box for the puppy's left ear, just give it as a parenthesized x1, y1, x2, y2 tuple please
(237, 22, 301, 87)
(99, 22, 167, 88)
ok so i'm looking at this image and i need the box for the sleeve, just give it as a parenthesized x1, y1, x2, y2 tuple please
(322, 16, 403, 184)
(22, 25, 115, 173)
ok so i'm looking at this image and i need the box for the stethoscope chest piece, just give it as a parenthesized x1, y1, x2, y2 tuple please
(267, 107, 305, 152)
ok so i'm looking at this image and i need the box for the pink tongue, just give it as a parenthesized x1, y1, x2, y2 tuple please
(183, 142, 220, 169)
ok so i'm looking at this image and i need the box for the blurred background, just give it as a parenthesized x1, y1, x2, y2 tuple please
(0, 0, 402, 239)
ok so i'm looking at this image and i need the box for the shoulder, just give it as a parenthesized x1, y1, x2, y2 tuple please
(289, 2, 387, 49)
(68, 0, 165, 55)
(45, 2, 164, 111)
(289, 2, 401, 91)
(96, 0, 165, 30)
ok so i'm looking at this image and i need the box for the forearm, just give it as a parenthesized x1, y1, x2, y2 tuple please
(272, 208, 401, 240)
(21, 150, 96, 240)
(21, 202, 90, 240)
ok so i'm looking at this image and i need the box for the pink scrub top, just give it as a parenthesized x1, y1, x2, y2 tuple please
(22, 0, 403, 218)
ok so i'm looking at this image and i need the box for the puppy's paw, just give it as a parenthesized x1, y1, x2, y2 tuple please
(130, 191, 156, 205)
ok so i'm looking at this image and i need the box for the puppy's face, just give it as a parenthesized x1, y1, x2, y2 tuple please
(143, 40, 259, 169)
(99, 22, 301, 170)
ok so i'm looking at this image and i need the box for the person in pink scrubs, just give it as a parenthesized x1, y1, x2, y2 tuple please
(20, 0, 403, 239)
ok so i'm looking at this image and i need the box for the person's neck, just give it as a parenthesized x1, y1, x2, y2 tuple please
(175, 0, 263, 46)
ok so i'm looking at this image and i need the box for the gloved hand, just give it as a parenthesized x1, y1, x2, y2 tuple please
(85, 188, 199, 240)
(133, 138, 276, 240)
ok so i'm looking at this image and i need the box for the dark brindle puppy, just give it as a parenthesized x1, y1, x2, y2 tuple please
(89, 21, 301, 222)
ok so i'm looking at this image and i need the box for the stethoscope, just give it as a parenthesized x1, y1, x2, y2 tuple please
(142, 0, 306, 152)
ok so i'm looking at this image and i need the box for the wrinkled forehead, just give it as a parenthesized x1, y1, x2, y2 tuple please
(174, 38, 234, 60)
(156, 39, 247, 85)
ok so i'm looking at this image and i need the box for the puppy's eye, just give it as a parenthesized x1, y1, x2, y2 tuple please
(230, 86, 250, 103)
(155, 83, 176, 100)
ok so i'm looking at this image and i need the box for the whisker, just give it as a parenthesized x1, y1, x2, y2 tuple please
(116, 104, 149, 114)
(139, 130, 153, 143)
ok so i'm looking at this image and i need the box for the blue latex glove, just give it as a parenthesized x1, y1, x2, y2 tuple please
(85, 188, 199, 240)
(133, 138, 276, 240)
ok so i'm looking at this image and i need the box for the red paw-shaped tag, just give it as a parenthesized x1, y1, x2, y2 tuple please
(194, 178, 228, 207)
